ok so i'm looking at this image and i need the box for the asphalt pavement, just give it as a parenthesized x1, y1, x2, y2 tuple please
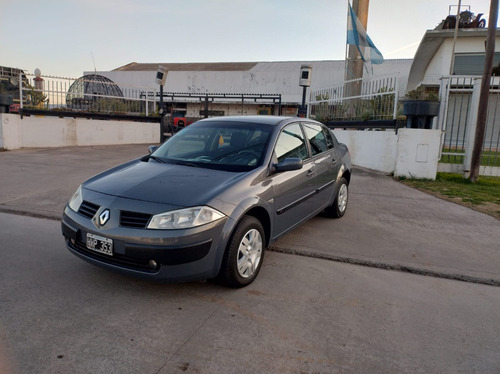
(1, 144, 500, 373)
(0, 144, 499, 286)
(2, 212, 499, 373)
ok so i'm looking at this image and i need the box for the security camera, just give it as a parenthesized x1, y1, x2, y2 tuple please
(155, 65, 168, 86)
(299, 65, 312, 87)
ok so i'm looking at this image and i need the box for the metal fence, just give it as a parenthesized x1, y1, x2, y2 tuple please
(308, 75, 403, 123)
(13, 73, 282, 121)
(438, 75, 500, 176)
(14, 73, 159, 116)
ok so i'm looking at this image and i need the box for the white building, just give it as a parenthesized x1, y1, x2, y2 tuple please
(88, 60, 412, 118)
(81, 26, 500, 120)
(408, 28, 500, 90)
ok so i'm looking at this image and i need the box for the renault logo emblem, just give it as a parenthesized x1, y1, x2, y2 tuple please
(99, 209, 110, 226)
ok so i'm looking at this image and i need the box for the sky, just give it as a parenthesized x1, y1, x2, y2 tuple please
(0, 0, 497, 78)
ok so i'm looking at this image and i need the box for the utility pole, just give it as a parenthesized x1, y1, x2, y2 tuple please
(449, 0, 462, 75)
(469, 0, 498, 182)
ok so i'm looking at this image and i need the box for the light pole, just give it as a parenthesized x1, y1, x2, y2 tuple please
(298, 65, 312, 117)
(155, 65, 168, 142)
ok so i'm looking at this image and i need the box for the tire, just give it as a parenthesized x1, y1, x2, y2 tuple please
(325, 177, 348, 218)
(219, 216, 265, 288)
(478, 19, 486, 28)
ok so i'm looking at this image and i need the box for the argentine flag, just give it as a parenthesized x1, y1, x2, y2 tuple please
(346, 2, 384, 64)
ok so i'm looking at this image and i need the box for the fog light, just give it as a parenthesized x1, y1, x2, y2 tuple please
(149, 260, 158, 270)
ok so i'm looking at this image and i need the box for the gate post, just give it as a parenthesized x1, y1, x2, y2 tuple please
(437, 77, 450, 132)
(463, 78, 481, 176)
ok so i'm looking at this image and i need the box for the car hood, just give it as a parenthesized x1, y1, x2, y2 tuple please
(83, 160, 248, 207)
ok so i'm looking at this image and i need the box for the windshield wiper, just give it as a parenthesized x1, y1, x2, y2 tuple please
(149, 155, 165, 163)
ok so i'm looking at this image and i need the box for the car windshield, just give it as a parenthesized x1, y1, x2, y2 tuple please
(151, 121, 273, 172)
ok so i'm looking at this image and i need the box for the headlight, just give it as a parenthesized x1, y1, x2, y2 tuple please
(147, 206, 225, 230)
(68, 185, 83, 212)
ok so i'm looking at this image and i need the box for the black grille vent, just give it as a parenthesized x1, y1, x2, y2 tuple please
(78, 201, 100, 219)
(120, 211, 151, 228)
(71, 240, 155, 272)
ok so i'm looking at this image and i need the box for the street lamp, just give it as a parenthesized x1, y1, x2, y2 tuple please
(298, 65, 312, 118)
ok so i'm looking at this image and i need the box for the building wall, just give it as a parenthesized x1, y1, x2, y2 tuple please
(424, 37, 500, 84)
(185, 103, 279, 117)
(89, 60, 412, 105)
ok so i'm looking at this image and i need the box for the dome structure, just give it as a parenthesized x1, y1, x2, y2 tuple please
(66, 74, 124, 109)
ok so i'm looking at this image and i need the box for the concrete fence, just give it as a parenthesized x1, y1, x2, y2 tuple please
(0, 114, 159, 149)
(333, 128, 441, 179)
(0, 114, 441, 179)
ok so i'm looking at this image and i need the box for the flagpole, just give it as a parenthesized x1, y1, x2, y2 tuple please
(345, 0, 369, 98)
(344, 0, 383, 103)
(344, 0, 351, 84)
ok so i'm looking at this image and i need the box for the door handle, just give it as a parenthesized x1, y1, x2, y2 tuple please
(307, 168, 315, 177)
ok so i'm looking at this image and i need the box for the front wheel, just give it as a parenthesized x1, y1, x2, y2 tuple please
(219, 216, 265, 288)
(325, 177, 349, 218)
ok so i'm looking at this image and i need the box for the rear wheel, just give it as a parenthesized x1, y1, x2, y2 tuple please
(325, 177, 348, 218)
(219, 216, 265, 288)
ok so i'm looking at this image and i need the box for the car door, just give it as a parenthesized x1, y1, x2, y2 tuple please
(302, 122, 342, 211)
(271, 122, 318, 238)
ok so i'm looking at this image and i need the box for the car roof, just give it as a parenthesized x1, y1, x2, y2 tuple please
(198, 115, 299, 126)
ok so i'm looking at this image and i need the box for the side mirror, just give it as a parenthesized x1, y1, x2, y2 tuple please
(148, 145, 159, 154)
(272, 158, 303, 173)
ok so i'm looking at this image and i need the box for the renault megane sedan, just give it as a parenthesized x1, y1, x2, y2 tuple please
(61, 116, 351, 287)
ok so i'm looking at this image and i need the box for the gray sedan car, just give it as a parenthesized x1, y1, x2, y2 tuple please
(61, 116, 351, 287)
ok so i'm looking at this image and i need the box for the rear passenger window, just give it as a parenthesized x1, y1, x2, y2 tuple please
(303, 123, 328, 156)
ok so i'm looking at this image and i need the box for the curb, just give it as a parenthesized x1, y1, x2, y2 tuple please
(269, 245, 500, 288)
(0, 206, 61, 221)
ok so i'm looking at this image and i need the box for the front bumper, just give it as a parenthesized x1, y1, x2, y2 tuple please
(61, 206, 230, 282)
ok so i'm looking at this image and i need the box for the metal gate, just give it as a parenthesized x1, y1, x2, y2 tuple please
(438, 76, 500, 176)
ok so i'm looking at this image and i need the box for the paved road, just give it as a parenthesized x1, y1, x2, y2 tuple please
(1, 145, 500, 373)
(1, 213, 499, 374)
(1, 145, 499, 284)
(274, 167, 500, 285)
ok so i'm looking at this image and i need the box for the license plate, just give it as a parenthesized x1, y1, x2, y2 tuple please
(86, 233, 113, 256)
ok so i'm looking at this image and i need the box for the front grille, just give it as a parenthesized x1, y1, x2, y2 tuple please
(78, 201, 100, 218)
(120, 211, 152, 228)
(72, 240, 155, 273)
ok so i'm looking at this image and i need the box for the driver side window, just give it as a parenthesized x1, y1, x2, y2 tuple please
(275, 123, 308, 163)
